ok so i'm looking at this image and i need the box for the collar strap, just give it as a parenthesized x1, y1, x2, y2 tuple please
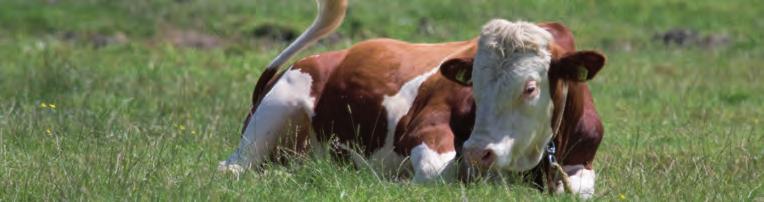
(545, 80, 574, 194)
(551, 80, 569, 139)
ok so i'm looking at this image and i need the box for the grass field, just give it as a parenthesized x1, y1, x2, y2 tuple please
(1, 0, 763, 200)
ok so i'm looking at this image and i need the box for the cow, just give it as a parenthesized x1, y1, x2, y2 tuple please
(218, 0, 606, 198)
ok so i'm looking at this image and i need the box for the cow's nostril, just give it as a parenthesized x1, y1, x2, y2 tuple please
(480, 150, 496, 167)
(464, 148, 496, 168)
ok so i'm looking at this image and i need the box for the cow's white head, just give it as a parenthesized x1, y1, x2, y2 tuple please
(440, 20, 605, 172)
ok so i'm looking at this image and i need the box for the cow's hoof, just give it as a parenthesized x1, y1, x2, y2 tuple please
(218, 161, 246, 176)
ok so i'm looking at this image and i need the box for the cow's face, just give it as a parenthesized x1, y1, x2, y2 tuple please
(441, 20, 604, 172)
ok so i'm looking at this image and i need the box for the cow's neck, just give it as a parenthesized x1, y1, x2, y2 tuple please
(551, 81, 586, 162)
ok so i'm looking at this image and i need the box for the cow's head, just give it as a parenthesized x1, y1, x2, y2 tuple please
(440, 20, 605, 171)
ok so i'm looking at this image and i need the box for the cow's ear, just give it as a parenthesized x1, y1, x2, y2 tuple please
(440, 57, 474, 86)
(551, 51, 605, 81)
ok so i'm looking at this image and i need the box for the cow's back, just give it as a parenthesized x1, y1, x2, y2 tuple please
(298, 38, 474, 155)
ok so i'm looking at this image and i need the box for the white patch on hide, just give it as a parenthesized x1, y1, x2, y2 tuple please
(367, 67, 440, 174)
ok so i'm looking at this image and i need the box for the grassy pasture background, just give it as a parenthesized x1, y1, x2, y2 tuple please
(1, 0, 762, 200)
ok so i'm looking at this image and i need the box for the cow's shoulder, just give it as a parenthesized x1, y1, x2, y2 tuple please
(393, 73, 475, 155)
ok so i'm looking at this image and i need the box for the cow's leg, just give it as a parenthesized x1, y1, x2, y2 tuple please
(555, 164, 596, 198)
(219, 69, 316, 174)
(410, 142, 457, 183)
(552, 108, 602, 198)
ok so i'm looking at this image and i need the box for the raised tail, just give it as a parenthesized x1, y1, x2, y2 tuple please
(251, 0, 348, 106)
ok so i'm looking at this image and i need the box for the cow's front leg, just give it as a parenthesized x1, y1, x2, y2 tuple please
(555, 164, 596, 199)
(396, 120, 460, 183)
(219, 69, 316, 175)
(410, 143, 457, 183)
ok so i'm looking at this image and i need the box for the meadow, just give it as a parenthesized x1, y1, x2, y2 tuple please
(1, 0, 762, 200)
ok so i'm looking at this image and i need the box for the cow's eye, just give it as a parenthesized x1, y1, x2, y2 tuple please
(523, 80, 539, 98)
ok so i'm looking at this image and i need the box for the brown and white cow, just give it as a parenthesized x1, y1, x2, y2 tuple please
(219, 0, 605, 198)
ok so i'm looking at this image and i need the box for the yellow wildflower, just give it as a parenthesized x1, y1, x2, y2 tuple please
(619, 193, 626, 200)
(40, 102, 48, 108)
(46, 128, 52, 136)
(49, 104, 56, 109)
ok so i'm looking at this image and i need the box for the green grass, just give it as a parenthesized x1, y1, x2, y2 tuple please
(1, 0, 763, 200)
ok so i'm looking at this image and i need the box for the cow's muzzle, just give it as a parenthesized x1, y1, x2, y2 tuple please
(463, 147, 496, 169)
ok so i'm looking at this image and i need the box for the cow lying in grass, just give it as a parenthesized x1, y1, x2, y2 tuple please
(219, 0, 605, 198)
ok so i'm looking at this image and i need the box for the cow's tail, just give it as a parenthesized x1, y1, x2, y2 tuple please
(251, 0, 348, 106)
